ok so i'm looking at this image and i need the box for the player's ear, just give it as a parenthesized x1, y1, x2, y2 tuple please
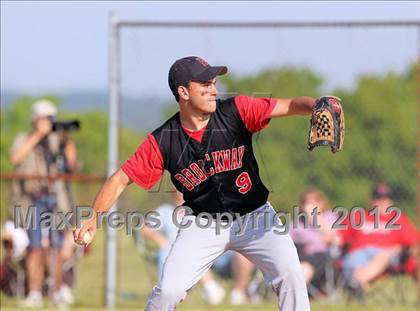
(178, 85, 189, 101)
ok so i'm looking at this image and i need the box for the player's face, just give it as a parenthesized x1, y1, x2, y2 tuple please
(187, 78, 219, 114)
(371, 197, 394, 213)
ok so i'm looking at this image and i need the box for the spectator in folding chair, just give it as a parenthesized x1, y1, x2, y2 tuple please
(0, 222, 83, 304)
(290, 188, 338, 296)
(0, 220, 29, 297)
(337, 183, 417, 299)
(140, 193, 226, 305)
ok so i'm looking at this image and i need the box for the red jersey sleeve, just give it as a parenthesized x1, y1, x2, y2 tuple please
(121, 134, 164, 190)
(234, 95, 277, 133)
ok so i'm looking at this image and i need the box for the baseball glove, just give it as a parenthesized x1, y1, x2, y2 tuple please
(308, 96, 345, 153)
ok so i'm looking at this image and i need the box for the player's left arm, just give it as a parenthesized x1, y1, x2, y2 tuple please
(269, 97, 316, 118)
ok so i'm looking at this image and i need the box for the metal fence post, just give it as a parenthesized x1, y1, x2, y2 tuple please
(106, 10, 120, 309)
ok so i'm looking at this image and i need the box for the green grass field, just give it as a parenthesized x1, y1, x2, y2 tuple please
(1, 229, 418, 311)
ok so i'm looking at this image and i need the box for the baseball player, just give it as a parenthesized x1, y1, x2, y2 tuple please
(75, 56, 325, 310)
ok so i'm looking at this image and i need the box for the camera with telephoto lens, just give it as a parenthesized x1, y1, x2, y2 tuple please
(52, 120, 81, 132)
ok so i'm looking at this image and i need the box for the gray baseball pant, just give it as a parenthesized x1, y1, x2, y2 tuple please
(145, 202, 310, 311)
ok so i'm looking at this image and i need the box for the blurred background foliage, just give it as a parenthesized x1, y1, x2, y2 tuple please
(1, 63, 417, 221)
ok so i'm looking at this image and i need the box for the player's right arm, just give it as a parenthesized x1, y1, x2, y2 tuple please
(74, 134, 164, 245)
(73, 168, 132, 244)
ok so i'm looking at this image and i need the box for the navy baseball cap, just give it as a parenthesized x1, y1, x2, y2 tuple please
(372, 183, 392, 199)
(168, 56, 228, 98)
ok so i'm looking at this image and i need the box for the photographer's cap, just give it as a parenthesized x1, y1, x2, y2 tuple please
(31, 99, 57, 120)
(168, 56, 228, 97)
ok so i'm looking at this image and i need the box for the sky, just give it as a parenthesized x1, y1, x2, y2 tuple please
(1, 1, 419, 99)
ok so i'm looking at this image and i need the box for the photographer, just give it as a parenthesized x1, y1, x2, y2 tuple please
(9, 99, 78, 308)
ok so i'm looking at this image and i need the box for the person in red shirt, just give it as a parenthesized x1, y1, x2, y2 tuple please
(339, 183, 417, 294)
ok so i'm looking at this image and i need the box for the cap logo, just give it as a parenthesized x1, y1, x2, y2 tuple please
(377, 184, 388, 193)
(196, 57, 209, 67)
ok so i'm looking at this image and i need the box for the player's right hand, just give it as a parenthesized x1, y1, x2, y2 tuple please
(73, 216, 97, 246)
(35, 117, 53, 137)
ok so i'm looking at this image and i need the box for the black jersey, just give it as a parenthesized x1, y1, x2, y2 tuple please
(152, 97, 270, 217)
